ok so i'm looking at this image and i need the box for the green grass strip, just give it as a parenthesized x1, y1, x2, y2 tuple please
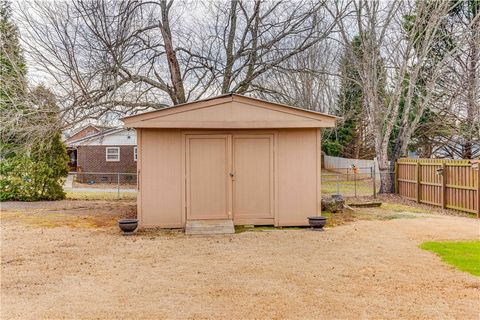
(420, 240, 480, 276)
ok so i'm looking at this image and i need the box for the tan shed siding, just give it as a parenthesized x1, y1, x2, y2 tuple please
(277, 129, 318, 226)
(140, 129, 183, 228)
(138, 128, 322, 228)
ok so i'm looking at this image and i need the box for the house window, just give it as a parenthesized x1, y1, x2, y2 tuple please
(134, 147, 138, 161)
(106, 147, 120, 162)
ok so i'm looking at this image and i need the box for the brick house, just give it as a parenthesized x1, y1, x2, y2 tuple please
(66, 127, 137, 183)
(65, 125, 112, 171)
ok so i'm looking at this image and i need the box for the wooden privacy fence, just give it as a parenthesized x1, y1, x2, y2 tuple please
(396, 158, 480, 217)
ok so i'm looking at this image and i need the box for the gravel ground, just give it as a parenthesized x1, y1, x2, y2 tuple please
(1, 200, 479, 319)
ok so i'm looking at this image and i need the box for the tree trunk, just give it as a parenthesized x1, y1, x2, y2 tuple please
(159, 0, 186, 105)
(376, 134, 392, 194)
(387, 138, 405, 193)
(353, 124, 361, 159)
(221, 0, 238, 94)
(237, 0, 260, 94)
(464, 20, 478, 159)
(377, 153, 391, 194)
(463, 142, 473, 159)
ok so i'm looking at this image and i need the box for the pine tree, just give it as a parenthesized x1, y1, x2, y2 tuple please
(0, 0, 28, 156)
(323, 35, 379, 159)
(447, 0, 479, 158)
(0, 85, 69, 201)
(393, 1, 479, 159)
(0, 2, 69, 200)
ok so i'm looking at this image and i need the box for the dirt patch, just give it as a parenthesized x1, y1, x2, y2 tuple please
(354, 194, 475, 218)
(1, 200, 135, 229)
(323, 199, 419, 227)
(323, 210, 357, 227)
(1, 201, 479, 319)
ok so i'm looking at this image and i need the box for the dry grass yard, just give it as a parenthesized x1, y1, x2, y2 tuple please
(1, 199, 479, 319)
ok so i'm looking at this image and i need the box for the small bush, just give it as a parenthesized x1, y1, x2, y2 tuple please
(0, 133, 69, 201)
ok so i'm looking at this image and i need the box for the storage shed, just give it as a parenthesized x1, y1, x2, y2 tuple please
(123, 94, 336, 229)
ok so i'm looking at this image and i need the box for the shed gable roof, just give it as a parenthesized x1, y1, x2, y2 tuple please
(123, 94, 336, 129)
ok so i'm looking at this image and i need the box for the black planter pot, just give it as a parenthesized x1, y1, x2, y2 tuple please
(307, 216, 327, 231)
(118, 219, 138, 235)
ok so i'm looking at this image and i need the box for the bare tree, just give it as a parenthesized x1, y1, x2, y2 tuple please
(196, 0, 347, 95)
(1, 0, 61, 154)
(16, 0, 347, 129)
(252, 38, 342, 114)
(18, 0, 194, 126)
(431, 1, 480, 159)
(335, 0, 473, 192)
(11, 0, 477, 180)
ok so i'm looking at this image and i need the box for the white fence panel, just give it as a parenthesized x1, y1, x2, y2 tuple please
(323, 155, 380, 175)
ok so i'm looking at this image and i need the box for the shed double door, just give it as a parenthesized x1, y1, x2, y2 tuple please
(186, 133, 274, 223)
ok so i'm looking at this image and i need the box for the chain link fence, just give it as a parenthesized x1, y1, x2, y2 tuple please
(65, 172, 138, 199)
(322, 167, 394, 198)
(75, 172, 138, 185)
(66, 168, 393, 200)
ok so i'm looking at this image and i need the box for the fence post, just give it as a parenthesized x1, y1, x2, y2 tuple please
(415, 162, 420, 203)
(372, 166, 376, 199)
(477, 167, 480, 218)
(354, 172, 357, 197)
(441, 162, 446, 209)
(336, 174, 340, 195)
(394, 161, 398, 194)
(117, 172, 120, 200)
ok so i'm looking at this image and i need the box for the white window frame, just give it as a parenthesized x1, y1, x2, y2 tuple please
(106, 147, 120, 162)
(134, 147, 138, 161)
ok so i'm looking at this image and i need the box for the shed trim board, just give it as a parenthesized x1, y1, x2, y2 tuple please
(274, 130, 280, 227)
(124, 94, 336, 229)
(316, 128, 322, 216)
(137, 129, 143, 225)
